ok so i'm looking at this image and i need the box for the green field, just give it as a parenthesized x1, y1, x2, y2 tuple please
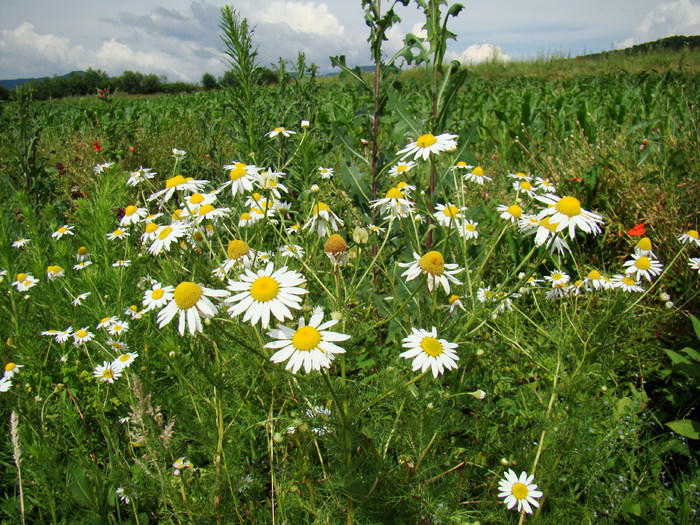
(0, 8, 699, 524)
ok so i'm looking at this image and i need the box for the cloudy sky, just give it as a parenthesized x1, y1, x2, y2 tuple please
(1, 0, 699, 82)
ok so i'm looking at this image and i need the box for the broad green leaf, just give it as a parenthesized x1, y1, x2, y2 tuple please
(666, 419, 700, 440)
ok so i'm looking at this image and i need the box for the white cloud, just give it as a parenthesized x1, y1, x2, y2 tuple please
(251, 1, 345, 37)
(446, 43, 511, 64)
(410, 22, 428, 40)
(615, 0, 700, 48)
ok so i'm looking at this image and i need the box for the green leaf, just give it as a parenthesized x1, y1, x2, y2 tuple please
(666, 419, 700, 440)
(691, 314, 700, 341)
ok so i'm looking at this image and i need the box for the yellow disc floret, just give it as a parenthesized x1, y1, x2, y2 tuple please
(419, 251, 445, 276)
(637, 237, 652, 251)
(174, 282, 203, 310)
(472, 166, 484, 176)
(227, 240, 250, 260)
(420, 337, 443, 357)
(634, 256, 651, 270)
(555, 196, 582, 217)
(385, 187, 404, 200)
(165, 175, 186, 188)
(324, 234, 348, 255)
(292, 326, 322, 351)
(512, 483, 529, 500)
(417, 134, 437, 148)
(250, 276, 280, 302)
(312, 202, 330, 215)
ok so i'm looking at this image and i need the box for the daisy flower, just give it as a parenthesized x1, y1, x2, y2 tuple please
(458, 220, 479, 240)
(93, 361, 123, 383)
(287, 224, 300, 235)
(182, 192, 216, 214)
(266, 312, 350, 373)
(453, 161, 472, 171)
(143, 282, 175, 311)
(127, 166, 156, 186)
(635, 237, 655, 257)
(105, 340, 129, 353)
(51, 225, 74, 239)
(157, 282, 229, 336)
(434, 203, 466, 227)
(172, 457, 194, 475)
(497, 204, 524, 223)
(73, 328, 95, 346)
(124, 305, 145, 319)
(508, 172, 532, 182)
(107, 228, 129, 241)
(463, 166, 492, 184)
(11, 273, 39, 292)
(226, 263, 307, 329)
(120, 205, 148, 226)
(536, 194, 604, 239)
(497, 469, 543, 514)
(534, 177, 556, 193)
(94, 162, 114, 174)
(388, 161, 416, 177)
(148, 175, 207, 204)
(613, 274, 645, 293)
(148, 223, 190, 256)
(303, 202, 344, 237)
(623, 254, 663, 281)
(399, 327, 459, 378)
(46, 265, 65, 281)
(112, 260, 131, 267)
(513, 180, 537, 198)
(76, 246, 90, 262)
(97, 316, 118, 329)
(193, 204, 230, 224)
(280, 244, 305, 259)
(397, 132, 458, 161)
(140, 222, 161, 244)
(318, 167, 334, 180)
(324, 234, 349, 266)
(222, 240, 257, 273)
(12, 238, 30, 248)
(583, 269, 610, 291)
(688, 257, 700, 273)
(545, 270, 570, 288)
(399, 251, 463, 294)
(4, 362, 23, 379)
(112, 352, 138, 369)
(447, 294, 466, 314)
(172, 148, 186, 158)
(73, 261, 92, 271)
(220, 162, 257, 196)
(395, 181, 416, 195)
(107, 321, 129, 337)
(266, 127, 296, 138)
(678, 229, 700, 247)
(0, 376, 12, 392)
(370, 187, 415, 220)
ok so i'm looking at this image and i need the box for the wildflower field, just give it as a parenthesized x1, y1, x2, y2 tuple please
(1, 3, 699, 524)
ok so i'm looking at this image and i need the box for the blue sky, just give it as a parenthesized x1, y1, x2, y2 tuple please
(1, 0, 699, 82)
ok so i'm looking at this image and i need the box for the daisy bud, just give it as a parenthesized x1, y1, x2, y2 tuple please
(300, 120, 310, 128)
(468, 390, 486, 399)
(310, 184, 320, 193)
(352, 226, 369, 244)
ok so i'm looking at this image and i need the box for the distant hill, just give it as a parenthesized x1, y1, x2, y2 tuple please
(0, 70, 86, 90)
(583, 35, 700, 60)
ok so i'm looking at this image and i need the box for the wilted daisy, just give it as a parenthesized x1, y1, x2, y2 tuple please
(623, 254, 663, 281)
(148, 223, 190, 256)
(388, 161, 416, 177)
(447, 294, 466, 314)
(399, 251, 463, 294)
(256, 171, 288, 199)
(678, 229, 700, 247)
(75, 246, 90, 262)
(143, 282, 175, 311)
(93, 361, 122, 383)
(12, 238, 30, 248)
(635, 237, 655, 257)
(105, 339, 129, 353)
(434, 203, 466, 227)
(124, 305, 145, 319)
(371, 187, 415, 219)
(46, 265, 65, 281)
(226, 263, 307, 329)
(73, 327, 95, 346)
(397, 132, 458, 161)
(157, 282, 229, 336)
(324, 234, 349, 266)
(220, 162, 257, 196)
(120, 205, 148, 226)
(11, 273, 39, 292)
(303, 202, 344, 237)
(395, 181, 416, 195)
(107, 228, 129, 241)
(497, 204, 524, 223)
(463, 165, 492, 185)
(266, 312, 350, 374)
(687, 257, 700, 273)
(399, 327, 459, 378)
(72, 292, 91, 306)
(94, 162, 114, 174)
(51, 225, 74, 239)
(266, 127, 296, 138)
(524, 217, 572, 256)
(498, 469, 543, 514)
(4, 362, 23, 379)
(318, 167, 334, 179)
(127, 166, 156, 186)
(536, 194, 604, 239)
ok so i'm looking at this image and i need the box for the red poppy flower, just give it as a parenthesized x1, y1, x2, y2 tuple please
(129, 146, 136, 153)
(627, 223, 646, 236)
(93, 141, 102, 153)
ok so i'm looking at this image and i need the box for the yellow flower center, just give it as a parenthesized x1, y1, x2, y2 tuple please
(119, 354, 132, 362)
(456, 161, 467, 167)
(687, 230, 699, 239)
(520, 181, 532, 190)
(145, 222, 159, 233)
(507, 204, 522, 218)
(397, 164, 408, 172)
(77, 330, 88, 338)
(198, 204, 215, 216)
(587, 270, 601, 280)
(416, 133, 437, 148)
(112, 325, 124, 332)
(158, 227, 173, 240)
(418, 251, 445, 276)
(622, 277, 636, 286)
(312, 202, 331, 215)
(190, 193, 205, 204)
(555, 196, 582, 217)
(124, 205, 137, 216)
(230, 164, 246, 180)
(324, 234, 348, 254)
(396, 181, 408, 189)
(552, 273, 563, 281)
(47, 265, 62, 275)
(174, 282, 203, 310)
(5, 363, 16, 372)
(16, 273, 27, 281)
(448, 295, 460, 305)
(172, 209, 184, 220)
(151, 289, 165, 300)
(57, 227, 67, 234)
(274, 127, 284, 133)
(240, 212, 252, 221)
(228, 240, 250, 259)
(292, 325, 322, 351)
(465, 224, 477, 232)
(100, 317, 111, 324)
(444, 205, 460, 218)
(77, 246, 88, 255)
(113, 229, 124, 236)
(637, 237, 652, 251)
(512, 482, 529, 500)
(385, 187, 404, 200)
(634, 257, 651, 270)
(515, 172, 527, 179)
(539, 217, 560, 232)
(472, 166, 484, 176)
(165, 175, 186, 188)
(103, 368, 114, 379)
(420, 337, 443, 357)
(250, 276, 280, 302)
